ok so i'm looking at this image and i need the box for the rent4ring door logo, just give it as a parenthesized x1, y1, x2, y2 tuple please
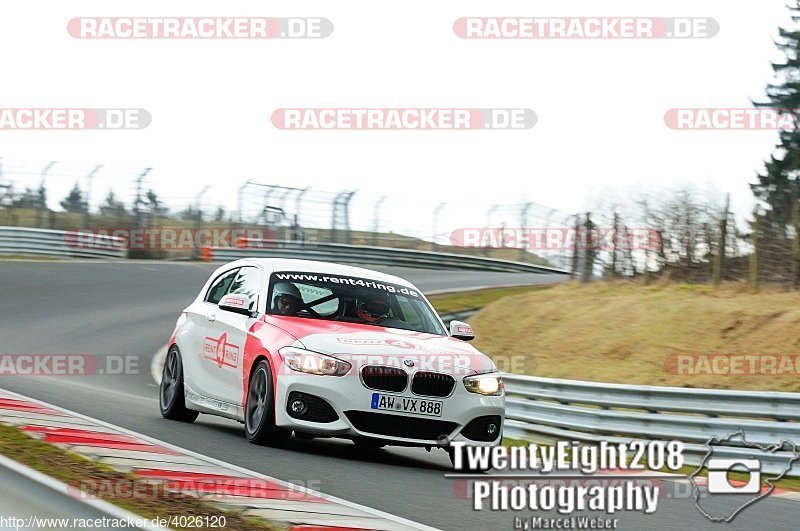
(203, 333, 239, 369)
(371, 393, 443, 417)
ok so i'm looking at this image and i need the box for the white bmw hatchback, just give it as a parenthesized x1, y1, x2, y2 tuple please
(160, 258, 505, 466)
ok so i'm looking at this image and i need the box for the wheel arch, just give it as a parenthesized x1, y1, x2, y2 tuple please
(244, 348, 280, 410)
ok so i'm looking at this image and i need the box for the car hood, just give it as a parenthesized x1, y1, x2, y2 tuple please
(279, 319, 496, 376)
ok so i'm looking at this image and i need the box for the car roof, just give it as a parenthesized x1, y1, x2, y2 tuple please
(217, 258, 415, 287)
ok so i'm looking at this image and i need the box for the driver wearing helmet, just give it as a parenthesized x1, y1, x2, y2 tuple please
(355, 291, 392, 324)
(272, 282, 304, 316)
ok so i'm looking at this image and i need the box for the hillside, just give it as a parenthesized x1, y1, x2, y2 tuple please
(470, 282, 800, 392)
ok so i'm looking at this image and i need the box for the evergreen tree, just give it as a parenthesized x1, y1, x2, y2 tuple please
(753, 2, 800, 229)
(99, 190, 127, 217)
(60, 183, 87, 213)
(10, 187, 41, 209)
(179, 205, 198, 220)
(146, 189, 168, 218)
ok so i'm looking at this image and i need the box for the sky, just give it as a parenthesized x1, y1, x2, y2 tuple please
(0, 0, 795, 239)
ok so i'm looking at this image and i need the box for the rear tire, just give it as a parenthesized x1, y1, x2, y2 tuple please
(159, 346, 199, 423)
(245, 361, 291, 446)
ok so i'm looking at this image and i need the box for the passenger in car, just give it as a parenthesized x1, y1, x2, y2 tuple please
(272, 282, 304, 316)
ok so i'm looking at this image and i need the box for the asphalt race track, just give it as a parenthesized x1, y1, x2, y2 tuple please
(0, 261, 796, 529)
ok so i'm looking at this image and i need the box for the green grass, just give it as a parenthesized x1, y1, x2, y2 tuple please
(0, 423, 278, 530)
(502, 437, 535, 448)
(427, 285, 554, 315)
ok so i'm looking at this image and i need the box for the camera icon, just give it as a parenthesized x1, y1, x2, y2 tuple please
(707, 459, 761, 494)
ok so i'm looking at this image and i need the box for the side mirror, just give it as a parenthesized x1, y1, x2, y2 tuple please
(450, 320, 475, 341)
(219, 293, 255, 316)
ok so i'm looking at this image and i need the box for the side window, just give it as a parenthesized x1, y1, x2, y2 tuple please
(205, 269, 239, 305)
(228, 267, 261, 311)
(396, 296, 425, 331)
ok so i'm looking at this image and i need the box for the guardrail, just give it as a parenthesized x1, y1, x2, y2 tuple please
(0, 227, 126, 259)
(501, 373, 800, 476)
(202, 239, 568, 274)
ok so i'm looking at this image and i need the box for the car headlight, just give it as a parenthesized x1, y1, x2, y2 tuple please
(463, 373, 504, 396)
(279, 347, 351, 376)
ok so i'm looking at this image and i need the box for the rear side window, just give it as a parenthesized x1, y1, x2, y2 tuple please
(228, 266, 261, 311)
(205, 268, 239, 304)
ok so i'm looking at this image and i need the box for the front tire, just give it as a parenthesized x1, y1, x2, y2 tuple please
(447, 435, 502, 472)
(159, 346, 199, 423)
(447, 447, 491, 472)
(245, 361, 290, 446)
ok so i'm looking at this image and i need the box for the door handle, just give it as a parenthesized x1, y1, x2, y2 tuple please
(207, 314, 216, 322)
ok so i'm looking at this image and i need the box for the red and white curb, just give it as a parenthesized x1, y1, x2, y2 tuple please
(0, 388, 437, 531)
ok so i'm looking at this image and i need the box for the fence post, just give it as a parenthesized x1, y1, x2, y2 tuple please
(432, 202, 445, 252)
(133, 168, 151, 230)
(36, 161, 56, 228)
(610, 211, 619, 278)
(293, 187, 310, 242)
(83, 165, 102, 229)
(193, 186, 210, 261)
(484, 205, 498, 257)
(750, 214, 761, 292)
(582, 212, 594, 282)
(712, 193, 730, 286)
(331, 190, 356, 244)
(571, 215, 580, 279)
(519, 202, 531, 262)
(373, 195, 388, 246)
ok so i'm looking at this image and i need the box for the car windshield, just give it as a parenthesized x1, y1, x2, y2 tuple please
(267, 271, 446, 335)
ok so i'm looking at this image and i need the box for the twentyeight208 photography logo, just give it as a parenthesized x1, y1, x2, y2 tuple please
(689, 432, 800, 522)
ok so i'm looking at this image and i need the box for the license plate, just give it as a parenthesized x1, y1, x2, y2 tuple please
(370, 393, 442, 417)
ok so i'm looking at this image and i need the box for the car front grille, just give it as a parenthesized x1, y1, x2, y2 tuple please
(361, 366, 407, 392)
(411, 371, 456, 397)
(345, 411, 458, 441)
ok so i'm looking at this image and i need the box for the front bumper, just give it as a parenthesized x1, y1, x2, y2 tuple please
(274, 371, 505, 447)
